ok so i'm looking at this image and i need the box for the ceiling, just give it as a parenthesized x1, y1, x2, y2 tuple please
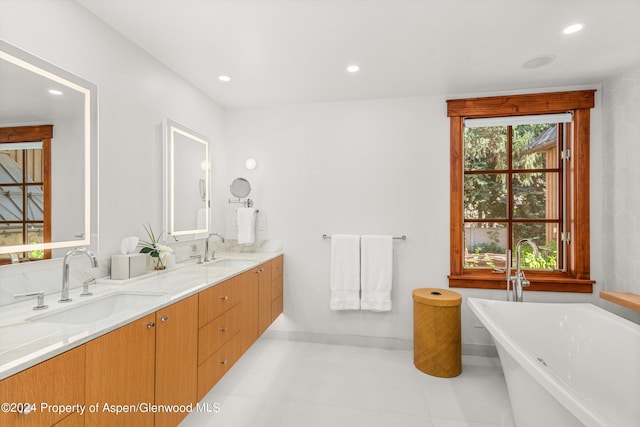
(77, 0, 640, 109)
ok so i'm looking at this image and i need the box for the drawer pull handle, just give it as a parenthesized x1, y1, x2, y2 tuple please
(219, 296, 228, 301)
(160, 315, 169, 322)
(219, 359, 227, 365)
(147, 322, 155, 329)
(220, 327, 227, 332)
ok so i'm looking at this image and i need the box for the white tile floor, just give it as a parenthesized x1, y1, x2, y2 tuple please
(180, 338, 515, 427)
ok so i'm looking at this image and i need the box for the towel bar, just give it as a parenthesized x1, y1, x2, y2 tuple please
(228, 198, 253, 208)
(322, 234, 406, 240)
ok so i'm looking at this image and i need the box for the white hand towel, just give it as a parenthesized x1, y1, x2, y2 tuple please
(360, 235, 393, 311)
(330, 235, 361, 310)
(237, 208, 257, 245)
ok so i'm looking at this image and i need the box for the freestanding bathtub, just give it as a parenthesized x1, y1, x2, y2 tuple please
(468, 298, 639, 427)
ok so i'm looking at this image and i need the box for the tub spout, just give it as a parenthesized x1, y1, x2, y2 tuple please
(507, 239, 539, 302)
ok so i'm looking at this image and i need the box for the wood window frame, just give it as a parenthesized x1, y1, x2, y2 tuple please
(0, 125, 52, 262)
(447, 90, 595, 293)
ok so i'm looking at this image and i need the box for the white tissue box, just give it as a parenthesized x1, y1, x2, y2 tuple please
(111, 253, 147, 280)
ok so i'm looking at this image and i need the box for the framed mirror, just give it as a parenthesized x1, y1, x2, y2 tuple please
(163, 119, 210, 240)
(0, 40, 98, 265)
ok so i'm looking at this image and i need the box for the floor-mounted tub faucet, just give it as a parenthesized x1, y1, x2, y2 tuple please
(506, 239, 539, 302)
(204, 232, 225, 262)
(60, 248, 98, 302)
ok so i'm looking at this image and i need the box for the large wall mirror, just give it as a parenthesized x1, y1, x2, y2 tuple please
(163, 119, 209, 240)
(0, 40, 98, 265)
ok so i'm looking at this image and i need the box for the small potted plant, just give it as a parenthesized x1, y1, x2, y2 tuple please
(139, 223, 173, 270)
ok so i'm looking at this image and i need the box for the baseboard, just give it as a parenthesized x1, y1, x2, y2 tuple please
(263, 329, 498, 357)
(263, 330, 412, 350)
(462, 343, 498, 357)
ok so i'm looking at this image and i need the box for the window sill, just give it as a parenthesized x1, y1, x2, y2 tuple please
(448, 274, 594, 293)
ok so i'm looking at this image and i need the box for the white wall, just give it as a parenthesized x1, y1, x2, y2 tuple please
(225, 89, 604, 350)
(602, 63, 640, 324)
(0, 0, 226, 304)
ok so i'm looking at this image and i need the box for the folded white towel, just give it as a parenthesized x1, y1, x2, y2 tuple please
(360, 235, 393, 311)
(237, 208, 257, 245)
(330, 235, 361, 310)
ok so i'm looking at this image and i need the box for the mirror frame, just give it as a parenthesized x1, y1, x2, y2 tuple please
(162, 118, 210, 240)
(0, 39, 98, 257)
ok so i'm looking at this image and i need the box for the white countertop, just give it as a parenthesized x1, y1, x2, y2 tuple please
(0, 251, 282, 380)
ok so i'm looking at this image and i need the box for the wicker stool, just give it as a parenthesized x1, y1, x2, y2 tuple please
(412, 288, 462, 378)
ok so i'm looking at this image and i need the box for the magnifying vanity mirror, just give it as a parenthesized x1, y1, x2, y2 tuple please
(229, 177, 253, 207)
(0, 40, 98, 265)
(230, 177, 251, 198)
(163, 119, 210, 240)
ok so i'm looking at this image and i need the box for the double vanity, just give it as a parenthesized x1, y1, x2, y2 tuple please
(0, 251, 284, 427)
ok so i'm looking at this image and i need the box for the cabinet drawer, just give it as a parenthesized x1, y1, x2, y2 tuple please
(197, 332, 243, 400)
(199, 276, 240, 328)
(0, 346, 85, 427)
(198, 304, 241, 365)
(271, 255, 283, 280)
(271, 293, 283, 323)
(271, 274, 283, 299)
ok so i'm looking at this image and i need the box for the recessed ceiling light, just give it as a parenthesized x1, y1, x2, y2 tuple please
(48, 89, 63, 95)
(218, 75, 231, 82)
(563, 23, 584, 34)
(346, 65, 360, 73)
(522, 54, 556, 69)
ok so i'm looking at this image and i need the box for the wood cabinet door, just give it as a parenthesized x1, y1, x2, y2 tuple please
(257, 261, 273, 336)
(240, 269, 259, 352)
(155, 295, 198, 427)
(0, 346, 85, 427)
(85, 314, 156, 427)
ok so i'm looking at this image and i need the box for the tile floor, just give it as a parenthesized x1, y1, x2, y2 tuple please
(180, 337, 515, 427)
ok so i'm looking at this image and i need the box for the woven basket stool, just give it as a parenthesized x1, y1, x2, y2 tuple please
(412, 288, 462, 378)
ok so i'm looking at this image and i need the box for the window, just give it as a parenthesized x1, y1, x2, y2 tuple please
(447, 91, 595, 292)
(0, 125, 52, 264)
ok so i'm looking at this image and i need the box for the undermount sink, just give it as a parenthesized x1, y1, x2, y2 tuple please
(204, 258, 256, 269)
(27, 292, 167, 324)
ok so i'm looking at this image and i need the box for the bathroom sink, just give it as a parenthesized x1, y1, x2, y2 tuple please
(27, 292, 167, 324)
(204, 258, 256, 269)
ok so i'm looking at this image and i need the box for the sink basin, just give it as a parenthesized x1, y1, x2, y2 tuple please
(204, 259, 256, 269)
(27, 292, 167, 324)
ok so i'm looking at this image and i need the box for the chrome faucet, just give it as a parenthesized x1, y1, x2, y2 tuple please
(506, 239, 539, 302)
(60, 248, 98, 303)
(204, 233, 225, 262)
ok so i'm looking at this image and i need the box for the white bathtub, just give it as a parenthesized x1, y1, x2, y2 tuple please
(468, 298, 640, 427)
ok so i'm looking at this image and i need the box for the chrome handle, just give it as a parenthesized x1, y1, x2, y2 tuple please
(147, 322, 155, 329)
(220, 327, 227, 332)
(14, 291, 48, 310)
(160, 315, 169, 322)
(81, 277, 95, 297)
(190, 255, 203, 264)
(219, 295, 228, 301)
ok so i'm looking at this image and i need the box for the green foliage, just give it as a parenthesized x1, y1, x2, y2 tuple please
(472, 241, 504, 254)
(518, 240, 557, 270)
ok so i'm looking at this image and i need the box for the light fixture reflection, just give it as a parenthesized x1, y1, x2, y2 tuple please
(245, 158, 257, 170)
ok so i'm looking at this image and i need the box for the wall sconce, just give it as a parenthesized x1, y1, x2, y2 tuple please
(245, 158, 257, 170)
